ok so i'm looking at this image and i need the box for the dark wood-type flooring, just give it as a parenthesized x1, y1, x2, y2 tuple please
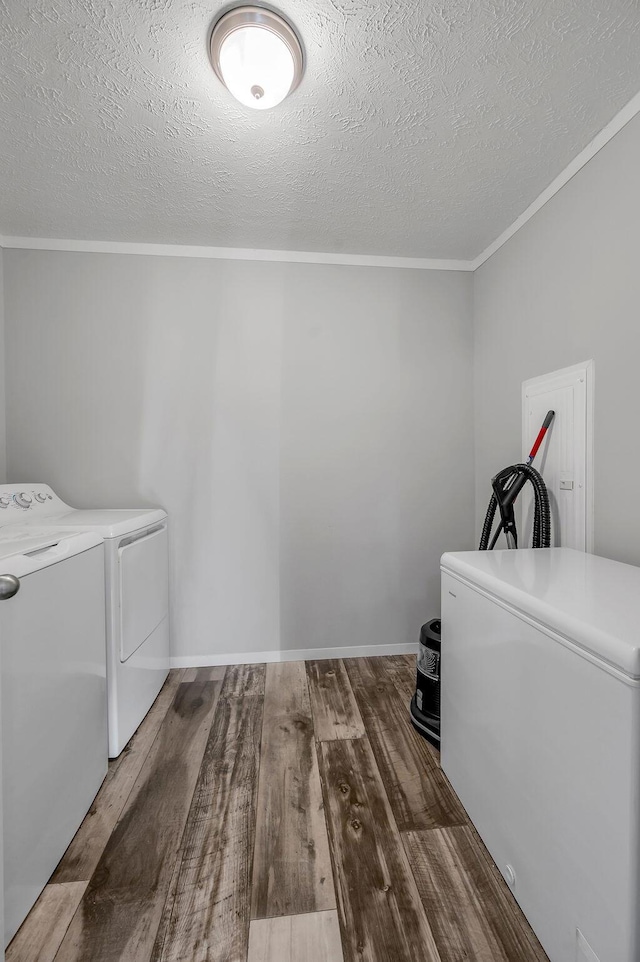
(7, 657, 549, 962)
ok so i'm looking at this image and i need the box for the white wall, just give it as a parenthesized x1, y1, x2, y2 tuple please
(474, 111, 640, 566)
(3, 251, 474, 660)
(0, 249, 6, 483)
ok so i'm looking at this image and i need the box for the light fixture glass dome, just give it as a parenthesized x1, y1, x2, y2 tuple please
(210, 7, 304, 110)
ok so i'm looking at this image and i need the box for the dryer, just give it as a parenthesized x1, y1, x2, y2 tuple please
(0, 522, 107, 945)
(0, 485, 170, 757)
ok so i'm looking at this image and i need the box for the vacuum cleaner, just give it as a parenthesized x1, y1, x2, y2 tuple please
(478, 409, 555, 550)
(409, 618, 442, 746)
(409, 410, 556, 747)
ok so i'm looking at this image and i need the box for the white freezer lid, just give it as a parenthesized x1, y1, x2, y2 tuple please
(41, 507, 167, 539)
(441, 548, 640, 679)
(0, 529, 102, 577)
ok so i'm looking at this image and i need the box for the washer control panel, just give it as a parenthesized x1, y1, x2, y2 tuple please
(0, 487, 56, 520)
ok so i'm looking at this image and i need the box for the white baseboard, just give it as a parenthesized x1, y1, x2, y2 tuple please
(170, 641, 416, 669)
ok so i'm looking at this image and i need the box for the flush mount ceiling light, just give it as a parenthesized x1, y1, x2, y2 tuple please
(210, 6, 304, 110)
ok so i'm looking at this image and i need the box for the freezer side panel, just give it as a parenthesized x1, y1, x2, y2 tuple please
(441, 569, 638, 962)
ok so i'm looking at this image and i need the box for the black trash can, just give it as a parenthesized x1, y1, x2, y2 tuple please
(409, 618, 441, 747)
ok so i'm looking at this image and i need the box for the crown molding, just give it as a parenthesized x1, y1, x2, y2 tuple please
(470, 88, 640, 271)
(2, 87, 639, 272)
(0, 235, 472, 271)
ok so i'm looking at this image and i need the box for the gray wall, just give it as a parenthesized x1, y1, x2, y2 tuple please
(3, 251, 474, 659)
(474, 111, 640, 566)
(0, 249, 6, 482)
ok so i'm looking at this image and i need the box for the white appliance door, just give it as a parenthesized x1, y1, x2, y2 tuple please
(1, 544, 107, 946)
(119, 525, 168, 662)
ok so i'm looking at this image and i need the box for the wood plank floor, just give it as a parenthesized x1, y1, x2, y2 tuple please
(251, 662, 335, 920)
(7, 658, 550, 962)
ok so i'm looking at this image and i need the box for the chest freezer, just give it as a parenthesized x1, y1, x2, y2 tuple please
(440, 548, 640, 962)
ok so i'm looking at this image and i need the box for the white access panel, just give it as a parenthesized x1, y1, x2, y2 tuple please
(521, 360, 593, 551)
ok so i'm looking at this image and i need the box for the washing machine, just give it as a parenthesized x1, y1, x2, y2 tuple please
(0, 484, 170, 758)
(441, 547, 640, 962)
(0, 520, 107, 945)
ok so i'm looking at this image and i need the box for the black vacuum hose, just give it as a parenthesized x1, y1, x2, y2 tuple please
(479, 463, 551, 550)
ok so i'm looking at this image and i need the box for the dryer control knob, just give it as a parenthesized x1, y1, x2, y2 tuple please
(34, 493, 47, 503)
(13, 492, 32, 508)
(0, 496, 10, 508)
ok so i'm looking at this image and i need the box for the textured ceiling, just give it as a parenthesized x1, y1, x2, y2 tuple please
(1, 0, 640, 259)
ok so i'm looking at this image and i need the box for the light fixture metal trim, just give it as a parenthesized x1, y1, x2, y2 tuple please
(210, 5, 304, 108)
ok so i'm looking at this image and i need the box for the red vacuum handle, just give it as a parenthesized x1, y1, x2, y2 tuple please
(528, 409, 555, 464)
